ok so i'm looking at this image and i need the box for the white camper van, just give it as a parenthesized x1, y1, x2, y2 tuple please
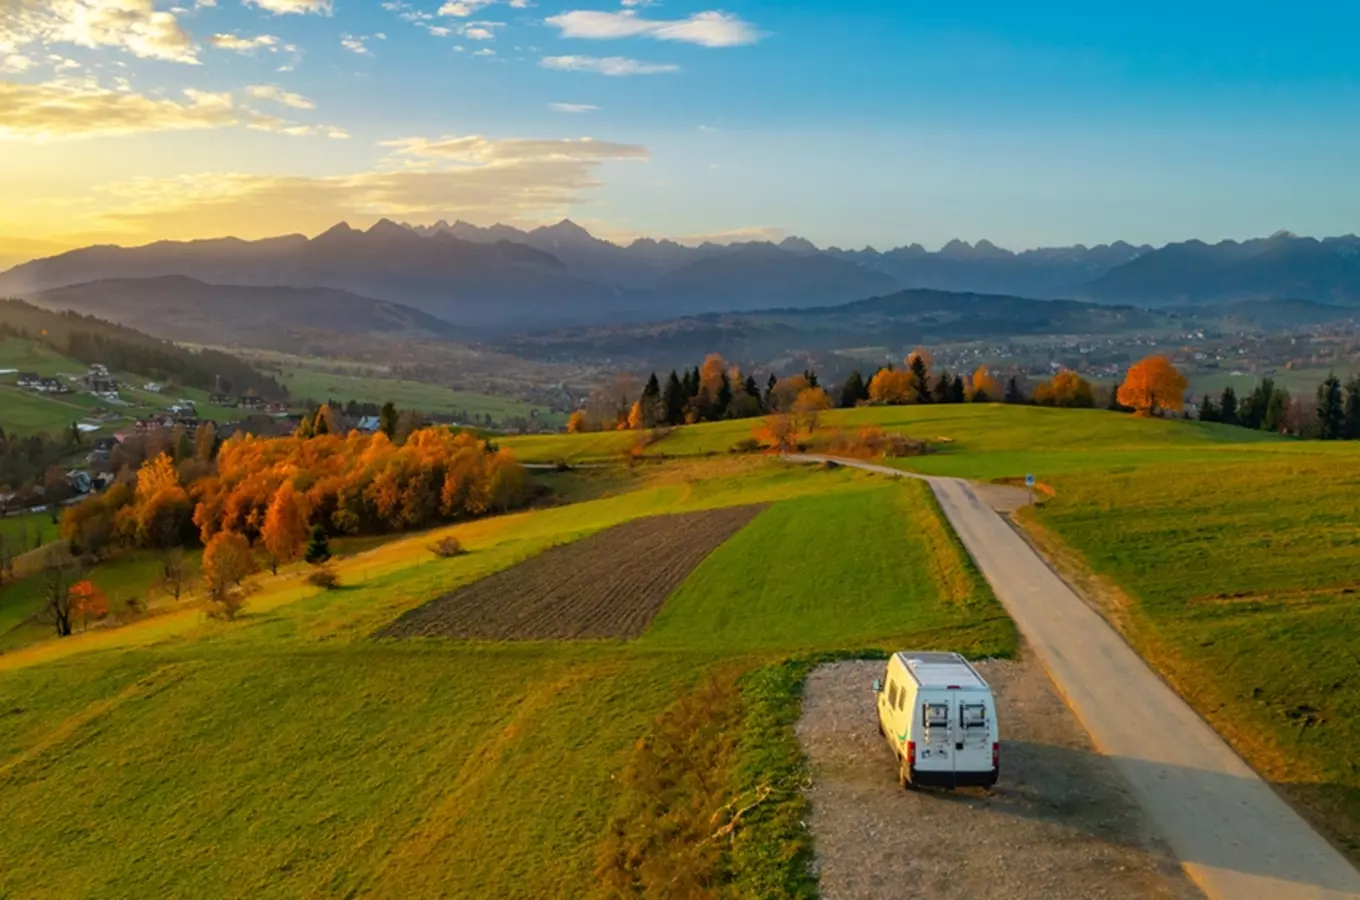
(873, 651, 999, 789)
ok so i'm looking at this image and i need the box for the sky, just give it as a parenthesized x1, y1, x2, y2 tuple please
(2, 0, 1360, 262)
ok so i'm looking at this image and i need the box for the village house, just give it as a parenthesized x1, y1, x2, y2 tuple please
(16, 372, 39, 388)
(84, 365, 118, 394)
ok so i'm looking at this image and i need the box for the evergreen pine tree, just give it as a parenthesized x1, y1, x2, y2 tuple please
(715, 373, 734, 419)
(951, 375, 965, 403)
(304, 524, 331, 565)
(689, 366, 702, 397)
(932, 372, 952, 404)
(1242, 378, 1273, 430)
(643, 372, 661, 402)
(1219, 386, 1238, 426)
(804, 369, 819, 389)
(764, 373, 777, 408)
(839, 371, 866, 408)
(744, 375, 760, 398)
(1315, 373, 1345, 439)
(379, 401, 398, 439)
(909, 355, 931, 403)
(662, 371, 686, 426)
(1343, 376, 1360, 440)
(1263, 385, 1288, 433)
(1199, 394, 1218, 422)
(1004, 376, 1024, 404)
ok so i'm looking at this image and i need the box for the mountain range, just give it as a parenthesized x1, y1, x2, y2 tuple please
(3, 221, 1360, 338)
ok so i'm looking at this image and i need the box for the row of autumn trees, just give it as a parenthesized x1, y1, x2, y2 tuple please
(58, 427, 529, 624)
(574, 350, 1124, 435)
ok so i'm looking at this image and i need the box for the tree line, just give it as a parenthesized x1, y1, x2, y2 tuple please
(1199, 373, 1360, 439)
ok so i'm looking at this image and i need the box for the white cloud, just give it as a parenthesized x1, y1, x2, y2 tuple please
(247, 84, 315, 109)
(382, 134, 647, 163)
(4, 0, 199, 64)
(539, 55, 678, 76)
(697, 124, 718, 133)
(340, 35, 372, 55)
(437, 0, 493, 15)
(1, 54, 36, 74)
(244, 0, 332, 14)
(508, 0, 529, 6)
(545, 10, 760, 47)
(472, 48, 495, 56)
(427, 25, 451, 36)
(464, 26, 495, 40)
(549, 102, 599, 113)
(210, 33, 281, 53)
(0, 79, 233, 140)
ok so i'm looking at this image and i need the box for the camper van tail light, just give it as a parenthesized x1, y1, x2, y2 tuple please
(991, 742, 1000, 771)
(906, 741, 916, 768)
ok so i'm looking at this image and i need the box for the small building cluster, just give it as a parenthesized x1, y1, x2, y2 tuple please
(16, 372, 70, 394)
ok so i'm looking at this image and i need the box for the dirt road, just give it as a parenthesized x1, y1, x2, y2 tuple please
(787, 455, 1360, 899)
(798, 658, 1199, 900)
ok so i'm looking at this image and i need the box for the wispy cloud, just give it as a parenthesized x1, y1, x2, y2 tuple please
(0, 79, 234, 140)
(210, 33, 281, 53)
(540, 55, 678, 76)
(437, 0, 493, 16)
(472, 48, 496, 57)
(74, 134, 649, 240)
(247, 84, 316, 110)
(549, 102, 599, 113)
(1, 55, 37, 74)
(245, 112, 348, 139)
(545, 10, 760, 47)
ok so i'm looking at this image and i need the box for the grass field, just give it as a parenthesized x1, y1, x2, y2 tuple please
(1023, 443, 1360, 856)
(0, 458, 1010, 897)
(279, 365, 563, 427)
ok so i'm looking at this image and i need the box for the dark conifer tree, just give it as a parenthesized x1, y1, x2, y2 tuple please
(932, 372, 952, 404)
(951, 375, 966, 403)
(1343, 376, 1360, 440)
(1004, 376, 1024, 404)
(379, 401, 398, 439)
(1199, 394, 1218, 422)
(1219, 386, 1238, 426)
(1315, 373, 1345, 439)
(804, 369, 819, 389)
(715, 373, 734, 419)
(839, 371, 866, 409)
(689, 366, 702, 397)
(663, 371, 686, 426)
(643, 372, 661, 402)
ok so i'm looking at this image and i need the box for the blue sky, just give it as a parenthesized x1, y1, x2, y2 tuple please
(3, 0, 1359, 254)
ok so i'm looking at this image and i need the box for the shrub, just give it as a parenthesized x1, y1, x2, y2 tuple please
(306, 568, 341, 590)
(429, 536, 465, 558)
(729, 437, 765, 455)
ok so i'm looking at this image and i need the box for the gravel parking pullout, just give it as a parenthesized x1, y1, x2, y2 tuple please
(796, 657, 1202, 900)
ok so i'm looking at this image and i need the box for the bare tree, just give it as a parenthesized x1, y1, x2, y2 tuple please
(38, 549, 83, 638)
(159, 547, 190, 602)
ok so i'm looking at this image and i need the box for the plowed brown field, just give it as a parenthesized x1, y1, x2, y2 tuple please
(376, 505, 766, 641)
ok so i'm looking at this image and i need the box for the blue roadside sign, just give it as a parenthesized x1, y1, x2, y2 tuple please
(1025, 474, 1035, 487)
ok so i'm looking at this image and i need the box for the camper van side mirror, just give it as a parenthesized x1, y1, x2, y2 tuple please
(872, 679, 882, 693)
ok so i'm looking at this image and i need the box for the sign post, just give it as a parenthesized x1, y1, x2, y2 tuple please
(1025, 473, 1035, 506)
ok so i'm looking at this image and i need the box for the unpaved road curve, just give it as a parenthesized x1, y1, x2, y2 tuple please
(787, 455, 1360, 900)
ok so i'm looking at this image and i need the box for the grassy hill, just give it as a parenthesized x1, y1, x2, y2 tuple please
(0, 459, 1010, 897)
(3, 403, 1359, 891)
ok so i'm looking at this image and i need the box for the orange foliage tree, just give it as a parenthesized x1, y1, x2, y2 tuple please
(69, 580, 108, 631)
(567, 410, 589, 433)
(1033, 370, 1096, 408)
(190, 428, 528, 544)
(202, 530, 256, 619)
(868, 369, 913, 404)
(261, 481, 311, 574)
(793, 386, 832, 433)
(1117, 355, 1188, 417)
(969, 366, 1001, 402)
(129, 452, 193, 548)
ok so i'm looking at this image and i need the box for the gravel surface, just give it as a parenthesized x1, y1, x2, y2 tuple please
(796, 657, 1201, 900)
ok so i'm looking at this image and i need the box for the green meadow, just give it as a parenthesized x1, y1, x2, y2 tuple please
(0, 459, 1009, 898)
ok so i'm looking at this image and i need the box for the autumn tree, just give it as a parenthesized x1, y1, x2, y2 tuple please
(262, 480, 310, 574)
(969, 366, 1000, 402)
(1033, 371, 1096, 408)
(1116, 355, 1187, 417)
(567, 410, 589, 433)
(194, 421, 218, 462)
(202, 530, 256, 620)
(43, 465, 72, 524)
(313, 403, 337, 436)
(793, 387, 832, 434)
(868, 368, 913, 405)
(767, 374, 811, 412)
(69, 580, 109, 631)
(756, 414, 798, 453)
